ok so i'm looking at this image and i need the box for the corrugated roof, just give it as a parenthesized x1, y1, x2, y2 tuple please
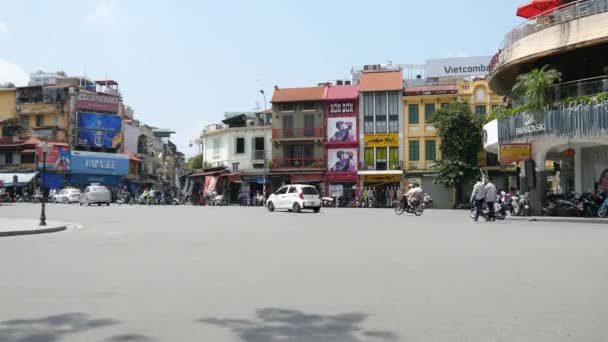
(359, 71, 403, 92)
(271, 86, 327, 103)
(325, 84, 359, 100)
(404, 84, 457, 95)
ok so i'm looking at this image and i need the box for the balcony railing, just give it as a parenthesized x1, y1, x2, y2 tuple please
(272, 128, 323, 139)
(271, 158, 324, 169)
(549, 76, 608, 102)
(502, 0, 608, 50)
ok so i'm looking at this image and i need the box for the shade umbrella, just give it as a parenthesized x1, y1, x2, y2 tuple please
(517, 0, 562, 18)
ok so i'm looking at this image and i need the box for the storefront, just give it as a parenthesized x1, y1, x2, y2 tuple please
(69, 151, 129, 187)
(357, 171, 402, 208)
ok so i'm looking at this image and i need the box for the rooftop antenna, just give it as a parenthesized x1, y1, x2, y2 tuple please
(256, 79, 261, 112)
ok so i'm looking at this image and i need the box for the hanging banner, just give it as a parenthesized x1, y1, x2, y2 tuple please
(500, 144, 531, 165)
(77, 112, 122, 131)
(327, 117, 357, 142)
(77, 130, 123, 149)
(327, 148, 358, 173)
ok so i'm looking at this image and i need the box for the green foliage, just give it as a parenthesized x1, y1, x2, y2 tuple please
(431, 101, 483, 189)
(512, 65, 561, 111)
(186, 154, 204, 170)
(483, 104, 532, 124)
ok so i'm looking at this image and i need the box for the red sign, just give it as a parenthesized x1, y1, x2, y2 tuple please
(36, 146, 71, 172)
(76, 93, 120, 113)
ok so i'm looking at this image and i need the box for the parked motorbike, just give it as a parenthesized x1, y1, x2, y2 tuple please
(394, 197, 424, 216)
(422, 193, 433, 209)
(543, 192, 582, 217)
(598, 196, 608, 218)
(511, 192, 531, 216)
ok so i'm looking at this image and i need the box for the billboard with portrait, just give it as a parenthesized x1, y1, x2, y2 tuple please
(76, 130, 123, 149)
(327, 117, 357, 143)
(36, 146, 71, 172)
(327, 148, 357, 173)
(78, 112, 122, 131)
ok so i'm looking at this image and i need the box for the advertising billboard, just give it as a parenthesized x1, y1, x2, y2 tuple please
(364, 133, 399, 148)
(327, 117, 357, 142)
(70, 151, 129, 176)
(76, 130, 123, 149)
(327, 148, 358, 173)
(78, 112, 122, 131)
(499, 144, 531, 165)
(76, 93, 120, 113)
(426, 56, 492, 78)
(36, 145, 71, 172)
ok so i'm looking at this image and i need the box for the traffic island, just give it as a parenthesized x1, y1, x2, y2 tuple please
(0, 218, 68, 237)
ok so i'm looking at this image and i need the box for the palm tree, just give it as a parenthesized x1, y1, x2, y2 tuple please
(512, 65, 561, 111)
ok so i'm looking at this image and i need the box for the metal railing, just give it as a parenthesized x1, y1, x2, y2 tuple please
(501, 0, 608, 50)
(549, 76, 608, 102)
(271, 158, 324, 169)
(272, 128, 323, 139)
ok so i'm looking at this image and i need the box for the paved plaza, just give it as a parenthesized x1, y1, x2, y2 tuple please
(1, 204, 607, 341)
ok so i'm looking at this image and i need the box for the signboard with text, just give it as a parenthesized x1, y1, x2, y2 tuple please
(70, 151, 129, 176)
(364, 133, 399, 148)
(426, 56, 492, 78)
(76, 93, 120, 113)
(77, 112, 122, 131)
(499, 144, 531, 165)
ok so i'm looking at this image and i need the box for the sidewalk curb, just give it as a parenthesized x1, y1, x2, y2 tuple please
(506, 217, 608, 224)
(0, 226, 67, 237)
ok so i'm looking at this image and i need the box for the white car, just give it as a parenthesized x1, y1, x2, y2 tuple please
(80, 185, 112, 206)
(266, 184, 321, 213)
(53, 188, 81, 204)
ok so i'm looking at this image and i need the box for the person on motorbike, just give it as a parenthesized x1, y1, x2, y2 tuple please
(484, 179, 497, 222)
(405, 183, 423, 209)
(143, 188, 150, 204)
(470, 178, 487, 222)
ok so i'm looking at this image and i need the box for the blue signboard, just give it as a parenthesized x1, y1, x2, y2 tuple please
(78, 112, 122, 131)
(70, 151, 129, 176)
(76, 130, 123, 149)
(69, 174, 123, 186)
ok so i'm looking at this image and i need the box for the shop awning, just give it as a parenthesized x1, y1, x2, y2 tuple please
(190, 170, 226, 177)
(0, 172, 38, 187)
(21, 149, 35, 153)
(516, 0, 561, 18)
(221, 173, 243, 182)
(357, 170, 403, 175)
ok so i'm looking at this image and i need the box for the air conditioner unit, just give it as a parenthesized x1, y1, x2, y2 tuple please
(247, 120, 256, 127)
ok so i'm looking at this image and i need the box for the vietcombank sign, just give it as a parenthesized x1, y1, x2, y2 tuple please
(426, 56, 492, 78)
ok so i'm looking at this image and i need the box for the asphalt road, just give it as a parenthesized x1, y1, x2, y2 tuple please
(1, 203, 607, 342)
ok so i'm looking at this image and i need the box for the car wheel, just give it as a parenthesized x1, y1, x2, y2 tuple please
(313, 207, 320, 213)
(293, 202, 301, 213)
(267, 201, 275, 212)
(106, 202, 110, 206)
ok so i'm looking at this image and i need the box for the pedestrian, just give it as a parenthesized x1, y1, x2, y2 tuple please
(485, 178, 498, 222)
(470, 178, 487, 222)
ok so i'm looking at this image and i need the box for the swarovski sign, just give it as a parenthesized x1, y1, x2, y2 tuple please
(515, 114, 545, 136)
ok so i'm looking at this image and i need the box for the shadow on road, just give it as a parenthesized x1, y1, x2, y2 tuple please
(198, 308, 397, 342)
(0, 312, 120, 342)
(103, 333, 157, 341)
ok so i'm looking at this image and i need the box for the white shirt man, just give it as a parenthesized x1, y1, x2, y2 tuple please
(406, 184, 423, 207)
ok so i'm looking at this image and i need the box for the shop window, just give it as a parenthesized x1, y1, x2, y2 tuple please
(408, 104, 419, 124)
(389, 147, 400, 170)
(36, 115, 44, 127)
(425, 140, 436, 161)
(5, 152, 13, 165)
(409, 141, 419, 161)
(235, 137, 245, 154)
(376, 148, 387, 171)
(424, 103, 436, 123)
(364, 148, 374, 170)
(475, 105, 487, 116)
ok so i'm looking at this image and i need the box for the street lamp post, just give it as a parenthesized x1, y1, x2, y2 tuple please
(38, 142, 50, 226)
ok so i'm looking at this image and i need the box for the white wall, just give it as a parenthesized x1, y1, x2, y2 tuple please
(123, 123, 140, 153)
(201, 126, 272, 170)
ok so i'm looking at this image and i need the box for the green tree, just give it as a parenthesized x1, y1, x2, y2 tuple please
(430, 101, 483, 193)
(187, 154, 204, 170)
(512, 65, 561, 111)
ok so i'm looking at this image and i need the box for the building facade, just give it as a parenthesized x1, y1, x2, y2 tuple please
(357, 68, 404, 207)
(323, 83, 359, 205)
(270, 86, 326, 191)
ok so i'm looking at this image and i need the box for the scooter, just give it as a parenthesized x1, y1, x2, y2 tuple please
(423, 193, 433, 209)
(394, 198, 424, 216)
(469, 202, 505, 221)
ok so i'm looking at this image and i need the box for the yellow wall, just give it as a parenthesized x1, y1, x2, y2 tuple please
(403, 93, 458, 172)
(0, 89, 17, 129)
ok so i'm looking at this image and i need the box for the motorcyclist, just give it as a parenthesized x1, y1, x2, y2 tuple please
(405, 183, 423, 209)
(142, 188, 150, 204)
(470, 178, 487, 222)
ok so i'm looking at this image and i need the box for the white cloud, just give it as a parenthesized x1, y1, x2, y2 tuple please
(0, 20, 7, 33)
(0, 60, 29, 86)
(442, 51, 470, 58)
(85, 2, 113, 24)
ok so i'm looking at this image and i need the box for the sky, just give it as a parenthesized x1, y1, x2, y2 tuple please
(0, 0, 523, 157)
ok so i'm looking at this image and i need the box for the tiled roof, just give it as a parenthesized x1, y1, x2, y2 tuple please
(271, 86, 327, 103)
(404, 84, 458, 95)
(359, 71, 403, 92)
(325, 84, 359, 100)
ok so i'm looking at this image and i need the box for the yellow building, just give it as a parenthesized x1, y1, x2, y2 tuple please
(0, 88, 17, 137)
(403, 84, 458, 208)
